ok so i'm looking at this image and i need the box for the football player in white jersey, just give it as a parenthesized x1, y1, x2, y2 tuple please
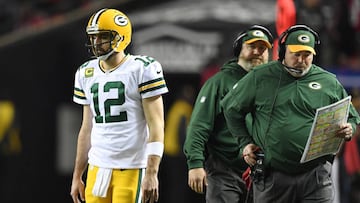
(70, 8, 168, 203)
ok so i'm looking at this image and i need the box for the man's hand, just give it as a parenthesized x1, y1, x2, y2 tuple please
(188, 168, 208, 194)
(242, 144, 260, 166)
(141, 173, 159, 203)
(337, 123, 353, 141)
(70, 178, 85, 203)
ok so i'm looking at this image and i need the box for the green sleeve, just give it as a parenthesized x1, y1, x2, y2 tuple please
(183, 79, 220, 170)
(221, 72, 255, 150)
(336, 82, 360, 129)
(348, 100, 360, 132)
(344, 94, 360, 131)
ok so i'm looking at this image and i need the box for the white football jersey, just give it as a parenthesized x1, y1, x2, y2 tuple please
(73, 54, 168, 168)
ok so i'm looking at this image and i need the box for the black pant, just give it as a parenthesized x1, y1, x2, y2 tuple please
(205, 156, 247, 203)
(253, 162, 334, 203)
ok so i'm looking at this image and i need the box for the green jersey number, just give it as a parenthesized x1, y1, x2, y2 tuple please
(91, 81, 128, 123)
(135, 56, 155, 67)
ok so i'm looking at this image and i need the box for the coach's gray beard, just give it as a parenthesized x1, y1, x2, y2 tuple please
(283, 65, 309, 77)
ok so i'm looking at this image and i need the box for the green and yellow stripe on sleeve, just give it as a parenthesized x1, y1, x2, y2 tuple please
(138, 77, 166, 94)
(74, 87, 86, 100)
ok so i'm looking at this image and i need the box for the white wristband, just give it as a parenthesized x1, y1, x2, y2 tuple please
(146, 142, 164, 157)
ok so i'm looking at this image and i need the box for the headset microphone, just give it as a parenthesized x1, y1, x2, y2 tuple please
(283, 65, 303, 74)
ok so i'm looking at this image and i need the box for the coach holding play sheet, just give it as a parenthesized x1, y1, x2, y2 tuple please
(221, 24, 360, 203)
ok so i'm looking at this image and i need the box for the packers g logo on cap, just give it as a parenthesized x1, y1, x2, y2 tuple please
(252, 30, 265, 37)
(297, 34, 311, 43)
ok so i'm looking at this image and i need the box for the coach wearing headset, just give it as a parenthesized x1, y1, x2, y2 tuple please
(183, 25, 273, 203)
(221, 24, 360, 203)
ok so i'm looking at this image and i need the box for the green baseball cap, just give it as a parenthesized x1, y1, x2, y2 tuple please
(243, 29, 272, 48)
(285, 30, 316, 55)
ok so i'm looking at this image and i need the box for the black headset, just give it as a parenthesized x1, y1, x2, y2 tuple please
(232, 25, 274, 57)
(278, 24, 320, 61)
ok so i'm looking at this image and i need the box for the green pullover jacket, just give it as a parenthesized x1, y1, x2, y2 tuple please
(184, 59, 249, 174)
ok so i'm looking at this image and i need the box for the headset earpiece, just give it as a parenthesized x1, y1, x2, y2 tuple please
(277, 24, 320, 61)
(232, 25, 274, 57)
(232, 31, 246, 57)
(278, 31, 288, 62)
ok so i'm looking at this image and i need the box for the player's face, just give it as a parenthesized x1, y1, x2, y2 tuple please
(239, 41, 269, 71)
(89, 32, 113, 57)
(283, 47, 313, 77)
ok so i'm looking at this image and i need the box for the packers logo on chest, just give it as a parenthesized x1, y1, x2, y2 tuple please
(308, 82, 321, 90)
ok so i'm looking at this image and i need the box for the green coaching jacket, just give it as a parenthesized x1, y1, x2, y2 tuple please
(221, 60, 360, 174)
(183, 59, 249, 174)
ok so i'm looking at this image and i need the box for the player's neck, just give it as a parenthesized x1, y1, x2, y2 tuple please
(100, 52, 128, 71)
